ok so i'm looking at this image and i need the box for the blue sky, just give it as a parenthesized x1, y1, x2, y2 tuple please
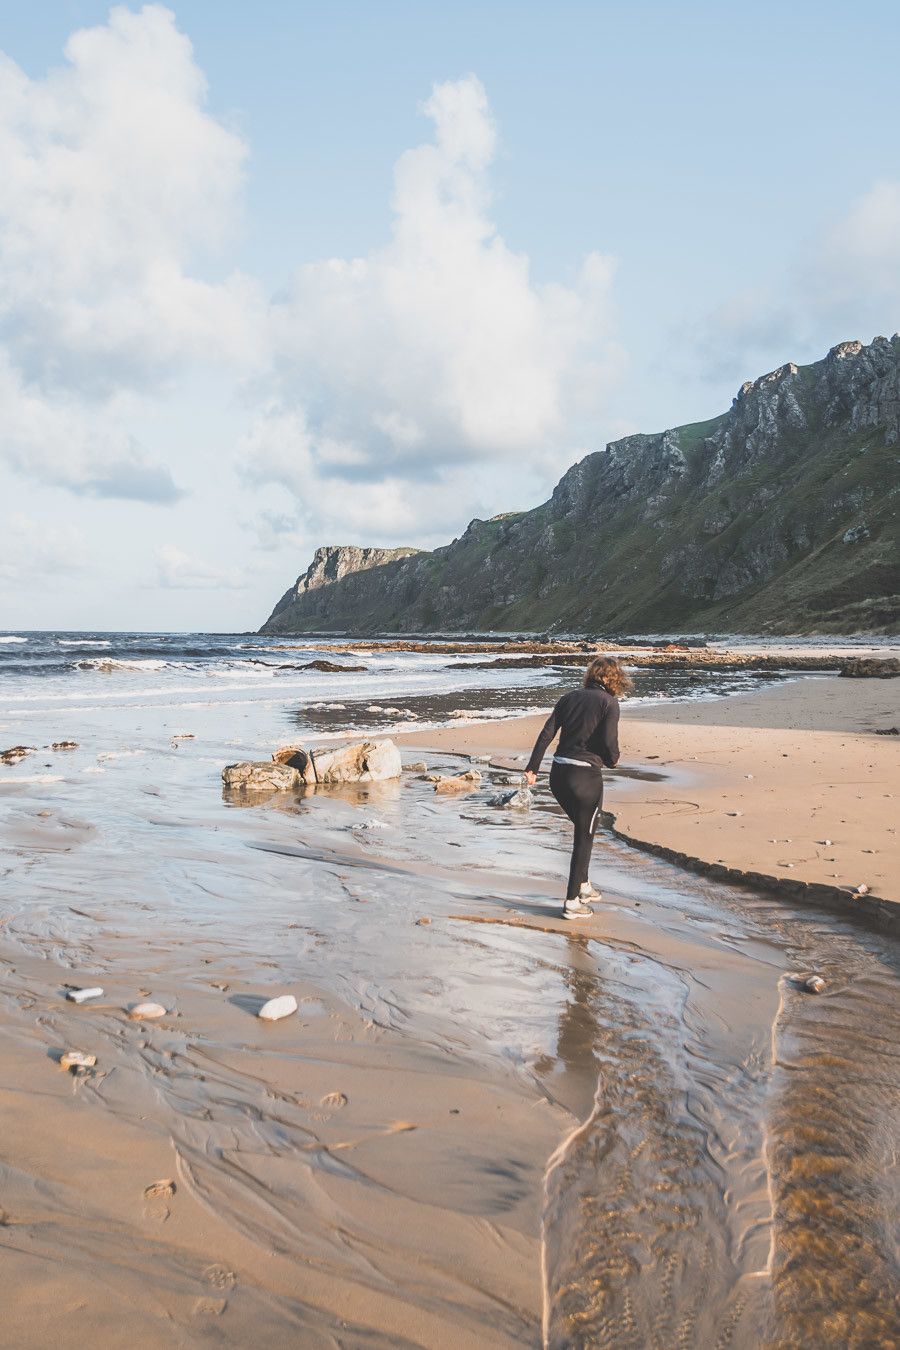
(1, 1, 898, 631)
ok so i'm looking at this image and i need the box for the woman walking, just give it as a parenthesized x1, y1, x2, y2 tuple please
(524, 656, 632, 918)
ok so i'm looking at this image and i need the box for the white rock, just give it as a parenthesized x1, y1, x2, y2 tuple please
(67, 987, 103, 1004)
(258, 994, 298, 1022)
(60, 1050, 97, 1070)
(855, 883, 870, 895)
(311, 739, 401, 784)
(223, 761, 301, 791)
(804, 975, 826, 995)
(128, 1001, 167, 1020)
(404, 761, 428, 772)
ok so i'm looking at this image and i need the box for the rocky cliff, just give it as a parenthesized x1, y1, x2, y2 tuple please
(266, 545, 422, 626)
(261, 337, 900, 635)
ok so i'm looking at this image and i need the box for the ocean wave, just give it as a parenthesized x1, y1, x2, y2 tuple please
(211, 666, 277, 679)
(0, 636, 27, 643)
(75, 657, 168, 672)
(58, 639, 112, 647)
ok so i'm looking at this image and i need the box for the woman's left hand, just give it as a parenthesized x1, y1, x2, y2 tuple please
(524, 770, 537, 786)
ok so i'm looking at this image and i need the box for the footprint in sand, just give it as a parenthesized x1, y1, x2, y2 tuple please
(204, 1264, 237, 1290)
(193, 1297, 227, 1317)
(320, 1091, 348, 1111)
(142, 1178, 175, 1221)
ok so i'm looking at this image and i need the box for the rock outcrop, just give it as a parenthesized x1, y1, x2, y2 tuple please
(266, 546, 422, 628)
(261, 336, 900, 636)
(223, 739, 403, 792)
(303, 739, 402, 784)
(222, 761, 302, 792)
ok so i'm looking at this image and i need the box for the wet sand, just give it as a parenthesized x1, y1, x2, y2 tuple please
(1, 673, 899, 1346)
(399, 675, 900, 910)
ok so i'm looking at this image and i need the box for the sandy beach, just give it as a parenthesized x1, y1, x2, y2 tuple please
(2, 640, 899, 1347)
(400, 674, 900, 914)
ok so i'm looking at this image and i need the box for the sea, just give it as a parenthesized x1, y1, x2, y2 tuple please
(0, 628, 849, 750)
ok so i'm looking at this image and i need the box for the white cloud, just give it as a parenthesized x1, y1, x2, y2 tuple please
(0, 4, 262, 501)
(0, 18, 622, 574)
(155, 543, 246, 590)
(802, 179, 900, 329)
(700, 179, 900, 380)
(242, 75, 620, 539)
(250, 508, 304, 552)
(0, 354, 182, 501)
(0, 514, 89, 586)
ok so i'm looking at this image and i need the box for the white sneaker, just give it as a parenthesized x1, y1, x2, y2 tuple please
(579, 882, 602, 901)
(563, 897, 593, 920)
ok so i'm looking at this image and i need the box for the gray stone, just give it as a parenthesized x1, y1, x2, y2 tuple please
(311, 738, 402, 784)
(488, 787, 533, 809)
(223, 761, 301, 791)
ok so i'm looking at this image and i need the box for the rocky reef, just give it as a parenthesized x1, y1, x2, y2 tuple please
(261, 337, 900, 635)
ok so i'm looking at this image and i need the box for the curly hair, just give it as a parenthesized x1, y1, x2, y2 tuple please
(583, 655, 633, 697)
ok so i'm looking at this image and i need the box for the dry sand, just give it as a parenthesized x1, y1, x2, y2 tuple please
(399, 675, 900, 909)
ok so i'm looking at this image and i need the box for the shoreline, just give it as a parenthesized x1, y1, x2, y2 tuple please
(397, 674, 900, 919)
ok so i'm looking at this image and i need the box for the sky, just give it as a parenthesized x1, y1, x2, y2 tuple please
(1, 0, 898, 633)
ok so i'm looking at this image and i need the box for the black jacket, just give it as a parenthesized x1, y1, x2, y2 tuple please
(526, 684, 620, 773)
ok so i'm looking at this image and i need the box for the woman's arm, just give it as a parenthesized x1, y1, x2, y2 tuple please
(598, 699, 620, 768)
(524, 703, 561, 781)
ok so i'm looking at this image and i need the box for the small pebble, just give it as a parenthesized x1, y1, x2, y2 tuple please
(60, 1050, 97, 1070)
(416, 917, 431, 926)
(257, 994, 298, 1021)
(128, 1001, 167, 1020)
(67, 987, 103, 1004)
(855, 883, 869, 895)
(804, 975, 826, 995)
(726, 811, 743, 817)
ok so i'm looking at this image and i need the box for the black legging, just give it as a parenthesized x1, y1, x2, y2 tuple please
(549, 762, 604, 900)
